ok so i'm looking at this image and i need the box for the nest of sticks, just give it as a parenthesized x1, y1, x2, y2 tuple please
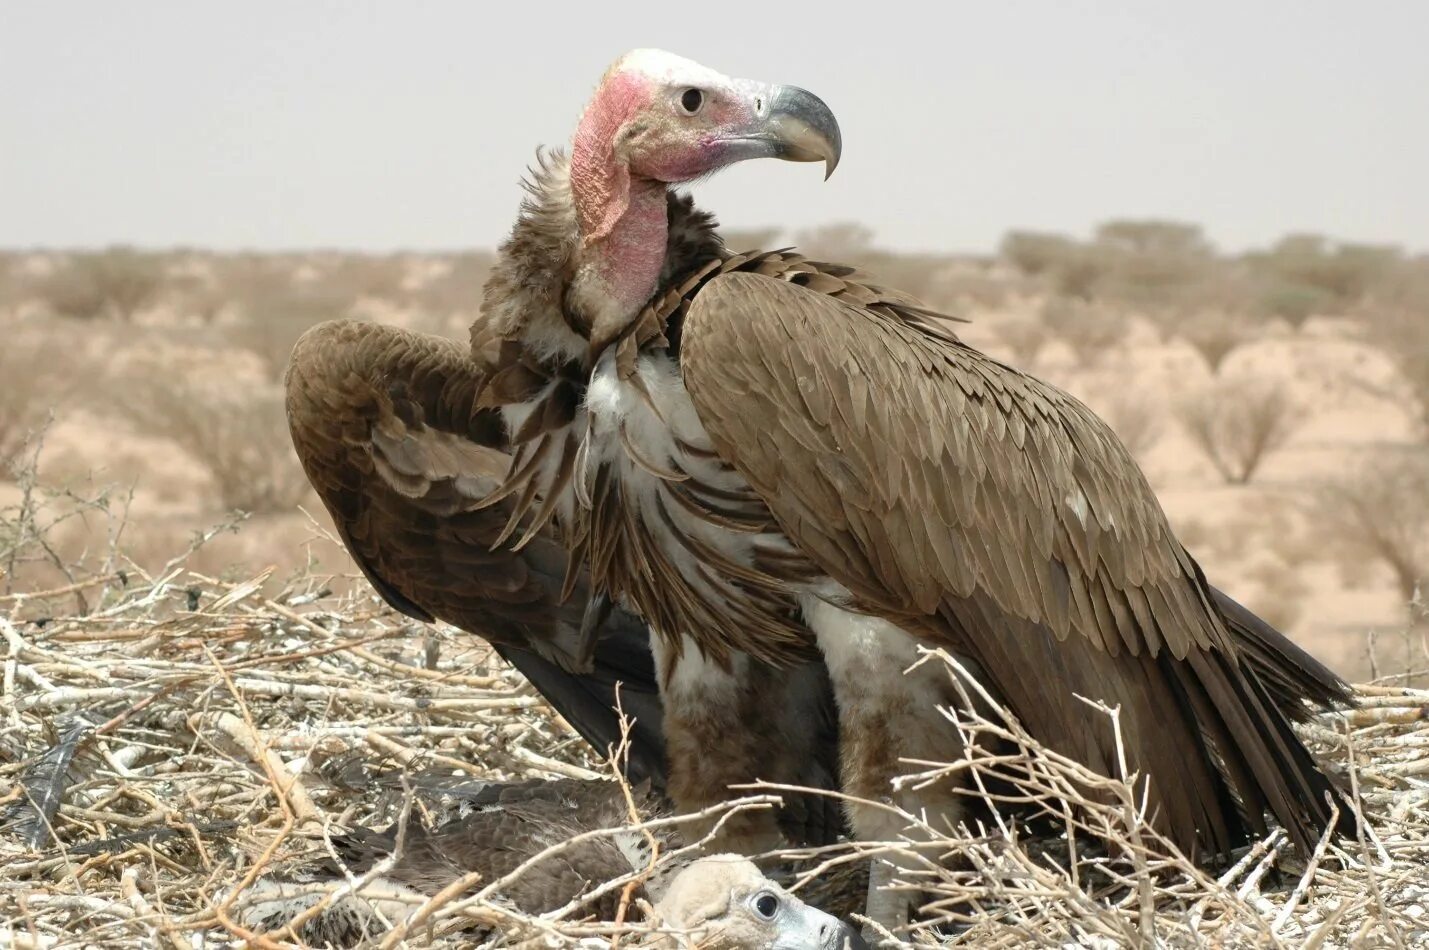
(2, 496, 1427, 947)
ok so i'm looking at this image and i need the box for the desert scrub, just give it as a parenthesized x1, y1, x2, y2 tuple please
(1176, 376, 1302, 485)
(36, 247, 163, 322)
(111, 356, 310, 515)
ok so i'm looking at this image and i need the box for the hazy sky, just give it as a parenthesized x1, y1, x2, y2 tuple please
(4, 1, 1427, 254)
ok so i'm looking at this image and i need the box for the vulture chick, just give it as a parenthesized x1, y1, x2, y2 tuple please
(234, 780, 865, 949)
(287, 47, 1352, 935)
(656, 855, 867, 950)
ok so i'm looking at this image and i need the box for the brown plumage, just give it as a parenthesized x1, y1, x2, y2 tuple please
(285, 319, 669, 787)
(284, 241, 844, 848)
(235, 778, 868, 949)
(679, 271, 1343, 856)
(286, 48, 1352, 932)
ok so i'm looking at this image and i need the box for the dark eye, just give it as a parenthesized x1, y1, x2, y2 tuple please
(753, 892, 779, 919)
(679, 87, 705, 115)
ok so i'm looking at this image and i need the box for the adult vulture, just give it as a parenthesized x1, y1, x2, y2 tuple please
(287, 49, 1351, 931)
(284, 321, 844, 849)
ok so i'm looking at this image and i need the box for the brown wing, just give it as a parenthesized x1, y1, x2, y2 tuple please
(680, 272, 1346, 854)
(285, 319, 669, 784)
(285, 319, 587, 663)
(286, 318, 851, 843)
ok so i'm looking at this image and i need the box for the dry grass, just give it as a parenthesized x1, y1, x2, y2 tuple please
(1176, 377, 1302, 485)
(1041, 299, 1127, 368)
(111, 357, 310, 515)
(0, 335, 68, 473)
(1096, 393, 1164, 463)
(36, 248, 163, 322)
(987, 313, 1051, 369)
(1177, 310, 1252, 373)
(1363, 309, 1429, 441)
(2, 469, 1427, 948)
(227, 289, 354, 382)
(1312, 447, 1429, 608)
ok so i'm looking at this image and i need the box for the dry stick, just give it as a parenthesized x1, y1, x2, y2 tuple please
(375, 870, 484, 950)
(0, 572, 125, 605)
(199, 712, 318, 824)
(267, 853, 404, 946)
(1341, 719, 1408, 949)
(509, 743, 604, 780)
(364, 730, 485, 777)
(1273, 799, 1341, 935)
(119, 866, 187, 950)
(348, 643, 507, 689)
(220, 629, 400, 675)
(608, 690, 658, 948)
(228, 676, 540, 712)
(200, 644, 311, 942)
(2, 616, 22, 729)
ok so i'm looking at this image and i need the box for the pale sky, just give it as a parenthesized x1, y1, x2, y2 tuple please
(3, 1, 1427, 254)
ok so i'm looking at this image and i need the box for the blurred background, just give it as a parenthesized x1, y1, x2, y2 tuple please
(2, 1, 1426, 679)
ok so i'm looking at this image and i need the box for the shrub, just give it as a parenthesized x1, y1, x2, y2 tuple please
(793, 221, 875, 261)
(1312, 448, 1429, 607)
(0, 253, 23, 310)
(1088, 219, 1215, 309)
(1175, 378, 1301, 485)
(1362, 309, 1429, 441)
(313, 254, 409, 302)
(718, 228, 782, 252)
(0, 335, 67, 472)
(408, 252, 496, 327)
(1176, 310, 1250, 373)
(1245, 234, 1402, 309)
(1001, 230, 1082, 277)
(166, 274, 228, 325)
(1099, 394, 1163, 462)
(114, 361, 310, 515)
(989, 314, 1051, 368)
(38, 247, 163, 321)
(1258, 281, 1336, 328)
(228, 289, 352, 381)
(1041, 299, 1127, 368)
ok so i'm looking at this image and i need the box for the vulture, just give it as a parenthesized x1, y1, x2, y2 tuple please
(286, 48, 1352, 933)
(236, 778, 867, 949)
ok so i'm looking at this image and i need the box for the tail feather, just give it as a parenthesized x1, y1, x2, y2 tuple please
(1211, 585, 1354, 719)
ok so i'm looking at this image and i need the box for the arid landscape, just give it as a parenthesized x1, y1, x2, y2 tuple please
(4, 226, 1429, 946)
(4, 221, 1426, 682)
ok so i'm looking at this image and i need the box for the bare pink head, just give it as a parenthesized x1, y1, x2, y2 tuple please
(570, 50, 841, 243)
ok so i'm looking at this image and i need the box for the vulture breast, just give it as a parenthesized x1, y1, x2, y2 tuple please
(580, 348, 816, 666)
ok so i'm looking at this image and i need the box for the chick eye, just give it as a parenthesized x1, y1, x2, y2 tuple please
(678, 87, 705, 115)
(753, 892, 779, 920)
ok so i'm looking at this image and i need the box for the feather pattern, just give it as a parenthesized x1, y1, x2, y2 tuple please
(679, 272, 1350, 854)
(286, 148, 1351, 866)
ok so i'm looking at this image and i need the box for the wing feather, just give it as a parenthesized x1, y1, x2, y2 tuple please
(285, 320, 670, 783)
(681, 272, 1347, 852)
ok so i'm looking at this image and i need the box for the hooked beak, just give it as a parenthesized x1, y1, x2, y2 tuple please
(828, 919, 870, 950)
(772, 897, 868, 950)
(720, 82, 842, 179)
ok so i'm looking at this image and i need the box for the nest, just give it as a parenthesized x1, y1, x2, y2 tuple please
(2, 516, 1427, 947)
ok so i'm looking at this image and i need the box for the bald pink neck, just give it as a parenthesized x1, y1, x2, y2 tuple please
(570, 75, 670, 320)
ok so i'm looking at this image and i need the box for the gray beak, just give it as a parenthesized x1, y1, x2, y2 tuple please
(721, 81, 843, 180)
(763, 84, 842, 179)
(827, 919, 870, 950)
(773, 899, 868, 950)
